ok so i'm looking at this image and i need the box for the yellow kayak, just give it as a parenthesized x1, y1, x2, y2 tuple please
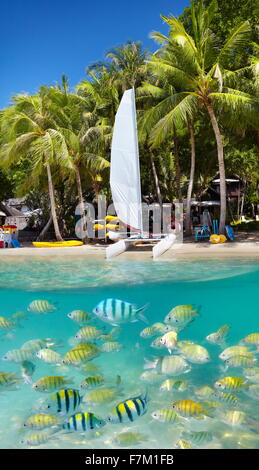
(33, 240, 83, 248)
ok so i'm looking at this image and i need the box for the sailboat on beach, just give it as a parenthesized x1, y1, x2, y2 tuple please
(106, 88, 176, 259)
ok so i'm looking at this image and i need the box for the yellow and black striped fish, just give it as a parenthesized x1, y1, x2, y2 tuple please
(23, 413, 62, 430)
(32, 376, 73, 392)
(62, 412, 106, 432)
(107, 391, 148, 423)
(2, 348, 35, 363)
(79, 376, 105, 390)
(27, 300, 56, 314)
(0, 316, 16, 331)
(40, 389, 82, 415)
(0, 372, 20, 389)
(62, 345, 100, 365)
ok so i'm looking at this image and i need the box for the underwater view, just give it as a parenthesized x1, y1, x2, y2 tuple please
(0, 257, 259, 449)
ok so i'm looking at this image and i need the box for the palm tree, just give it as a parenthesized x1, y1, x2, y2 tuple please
(0, 94, 73, 240)
(145, 0, 257, 233)
(41, 80, 111, 240)
(106, 41, 148, 91)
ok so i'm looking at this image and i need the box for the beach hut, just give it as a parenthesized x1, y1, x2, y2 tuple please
(208, 174, 248, 219)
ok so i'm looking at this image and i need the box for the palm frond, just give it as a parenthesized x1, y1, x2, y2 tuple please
(217, 21, 251, 64)
(149, 94, 199, 147)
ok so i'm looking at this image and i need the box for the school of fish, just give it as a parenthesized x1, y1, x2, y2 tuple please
(0, 297, 258, 449)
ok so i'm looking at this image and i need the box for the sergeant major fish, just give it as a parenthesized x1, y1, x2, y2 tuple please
(39, 389, 82, 415)
(164, 305, 200, 326)
(144, 355, 191, 376)
(93, 299, 148, 326)
(62, 412, 106, 432)
(107, 391, 149, 424)
(206, 325, 230, 345)
(27, 300, 56, 314)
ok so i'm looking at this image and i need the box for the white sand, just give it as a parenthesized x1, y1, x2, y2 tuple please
(0, 241, 258, 260)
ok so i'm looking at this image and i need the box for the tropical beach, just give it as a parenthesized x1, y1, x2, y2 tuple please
(0, 0, 259, 454)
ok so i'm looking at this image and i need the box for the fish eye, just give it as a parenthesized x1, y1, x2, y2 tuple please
(47, 405, 51, 409)
(23, 423, 27, 427)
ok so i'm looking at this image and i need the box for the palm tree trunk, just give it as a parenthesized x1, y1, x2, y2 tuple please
(173, 125, 182, 203)
(36, 215, 53, 241)
(150, 150, 162, 206)
(185, 120, 196, 236)
(75, 164, 87, 243)
(206, 103, 227, 234)
(46, 162, 63, 241)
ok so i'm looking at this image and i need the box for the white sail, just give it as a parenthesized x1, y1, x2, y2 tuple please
(110, 88, 143, 232)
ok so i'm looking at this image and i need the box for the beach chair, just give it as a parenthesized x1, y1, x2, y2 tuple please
(194, 224, 211, 241)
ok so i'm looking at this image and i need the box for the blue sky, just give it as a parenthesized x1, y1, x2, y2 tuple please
(1, 0, 190, 108)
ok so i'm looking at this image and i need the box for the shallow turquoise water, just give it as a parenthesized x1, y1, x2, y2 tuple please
(0, 258, 259, 449)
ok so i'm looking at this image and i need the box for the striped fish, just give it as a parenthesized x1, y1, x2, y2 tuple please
(93, 298, 148, 325)
(23, 414, 62, 430)
(107, 391, 148, 424)
(2, 348, 35, 363)
(181, 431, 213, 446)
(27, 300, 56, 314)
(214, 376, 249, 392)
(0, 316, 16, 331)
(62, 412, 106, 432)
(67, 310, 92, 325)
(164, 305, 199, 326)
(20, 432, 56, 447)
(151, 408, 182, 424)
(36, 349, 63, 365)
(212, 390, 239, 406)
(32, 376, 73, 392)
(100, 342, 122, 353)
(21, 338, 58, 353)
(0, 372, 20, 389)
(225, 354, 257, 368)
(171, 399, 212, 418)
(74, 326, 102, 342)
(160, 378, 187, 392)
(40, 389, 82, 415)
(79, 376, 105, 390)
(83, 387, 117, 404)
(241, 333, 259, 346)
(206, 325, 230, 344)
(175, 440, 193, 449)
(62, 345, 100, 365)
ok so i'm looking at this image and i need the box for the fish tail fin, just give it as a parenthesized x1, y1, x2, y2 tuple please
(137, 304, 149, 324)
(141, 387, 149, 404)
(203, 405, 216, 418)
(143, 357, 157, 370)
(23, 376, 33, 386)
(194, 305, 202, 316)
(46, 339, 63, 349)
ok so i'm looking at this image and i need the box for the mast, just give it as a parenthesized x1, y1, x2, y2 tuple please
(132, 87, 143, 235)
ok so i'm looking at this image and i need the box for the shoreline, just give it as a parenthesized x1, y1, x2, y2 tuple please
(0, 241, 258, 260)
